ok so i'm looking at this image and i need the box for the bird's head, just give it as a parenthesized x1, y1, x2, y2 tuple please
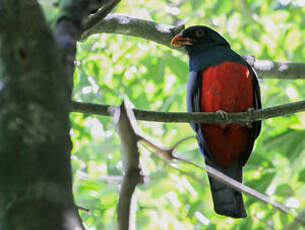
(171, 25, 230, 54)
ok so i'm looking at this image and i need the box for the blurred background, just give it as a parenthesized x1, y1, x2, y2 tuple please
(41, 0, 305, 229)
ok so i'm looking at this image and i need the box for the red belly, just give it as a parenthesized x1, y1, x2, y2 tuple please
(200, 62, 253, 167)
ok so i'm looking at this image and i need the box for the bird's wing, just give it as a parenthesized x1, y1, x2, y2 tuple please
(186, 70, 215, 161)
(186, 70, 202, 132)
(240, 63, 262, 165)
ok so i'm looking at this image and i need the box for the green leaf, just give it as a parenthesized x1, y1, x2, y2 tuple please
(298, 168, 305, 183)
(276, 184, 294, 197)
(279, 212, 289, 226)
(166, 55, 188, 80)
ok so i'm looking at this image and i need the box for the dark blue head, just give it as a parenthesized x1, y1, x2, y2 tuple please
(171, 25, 230, 55)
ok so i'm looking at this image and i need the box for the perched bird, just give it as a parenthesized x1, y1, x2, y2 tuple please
(171, 26, 261, 218)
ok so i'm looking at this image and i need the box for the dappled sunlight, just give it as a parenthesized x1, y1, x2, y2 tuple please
(254, 60, 274, 71)
(286, 197, 300, 208)
(155, 24, 172, 33)
(194, 211, 210, 225)
(57, 0, 305, 229)
(286, 86, 298, 100)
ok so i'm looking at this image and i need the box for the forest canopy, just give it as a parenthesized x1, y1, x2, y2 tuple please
(37, 0, 305, 229)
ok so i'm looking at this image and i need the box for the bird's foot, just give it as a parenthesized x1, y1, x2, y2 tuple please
(246, 108, 255, 128)
(216, 110, 229, 120)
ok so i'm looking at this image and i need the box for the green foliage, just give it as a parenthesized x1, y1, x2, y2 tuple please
(42, 0, 305, 229)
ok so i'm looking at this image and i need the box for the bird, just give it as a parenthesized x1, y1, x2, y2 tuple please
(171, 25, 261, 218)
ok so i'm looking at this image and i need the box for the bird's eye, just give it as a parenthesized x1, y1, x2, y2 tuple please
(195, 30, 205, 38)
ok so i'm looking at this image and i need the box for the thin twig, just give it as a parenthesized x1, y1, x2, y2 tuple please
(139, 134, 193, 160)
(71, 100, 305, 124)
(170, 136, 194, 149)
(77, 206, 91, 214)
(138, 135, 174, 160)
(151, 154, 207, 186)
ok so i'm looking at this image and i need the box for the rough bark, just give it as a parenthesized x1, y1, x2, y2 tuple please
(0, 1, 81, 229)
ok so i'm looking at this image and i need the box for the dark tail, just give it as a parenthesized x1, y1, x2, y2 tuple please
(206, 160, 246, 218)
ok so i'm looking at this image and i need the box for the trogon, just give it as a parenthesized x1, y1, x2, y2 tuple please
(171, 26, 261, 218)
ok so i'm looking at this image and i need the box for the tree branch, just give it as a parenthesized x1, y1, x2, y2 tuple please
(179, 157, 290, 214)
(113, 101, 143, 230)
(81, 14, 185, 51)
(71, 100, 305, 124)
(55, 0, 118, 89)
(83, 0, 121, 31)
(82, 14, 305, 79)
(139, 131, 305, 228)
(156, 156, 208, 186)
(138, 134, 290, 214)
(110, 99, 299, 226)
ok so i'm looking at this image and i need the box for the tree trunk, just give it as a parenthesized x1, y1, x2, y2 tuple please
(0, 1, 83, 229)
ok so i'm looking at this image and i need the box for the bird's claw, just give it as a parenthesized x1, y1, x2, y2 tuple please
(216, 110, 229, 120)
(246, 108, 255, 128)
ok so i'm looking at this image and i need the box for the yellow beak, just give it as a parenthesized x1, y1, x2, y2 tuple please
(171, 34, 192, 47)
